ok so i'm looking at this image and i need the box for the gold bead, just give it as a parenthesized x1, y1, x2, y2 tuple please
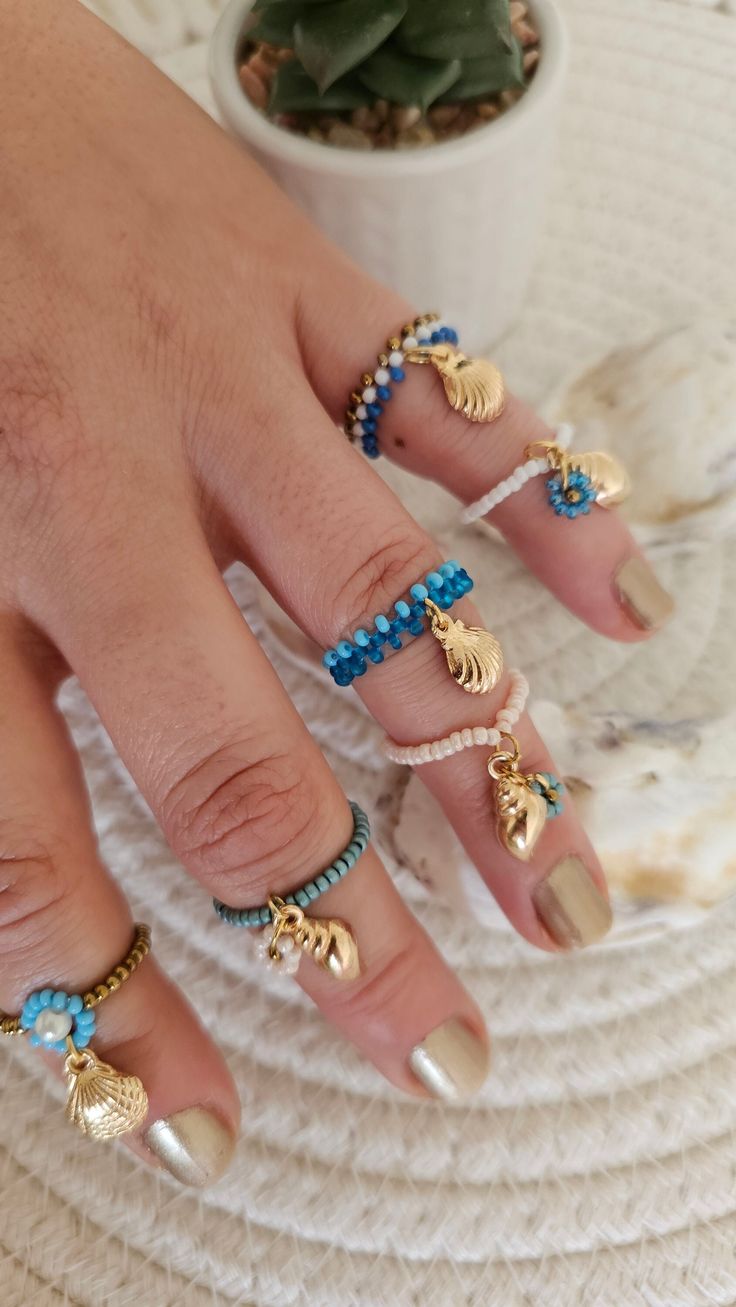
(360, 372, 374, 387)
(345, 409, 357, 424)
(377, 352, 389, 367)
(387, 337, 401, 351)
(350, 390, 362, 405)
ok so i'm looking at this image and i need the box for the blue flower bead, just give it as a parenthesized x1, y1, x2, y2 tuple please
(20, 988, 96, 1053)
(546, 470, 597, 518)
(530, 772, 565, 818)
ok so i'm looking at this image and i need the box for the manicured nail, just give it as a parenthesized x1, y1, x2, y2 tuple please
(409, 1018, 490, 1102)
(614, 556, 674, 630)
(533, 855, 613, 948)
(145, 1107, 236, 1187)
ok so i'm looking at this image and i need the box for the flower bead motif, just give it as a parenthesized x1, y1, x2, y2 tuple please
(530, 772, 565, 818)
(256, 925, 301, 977)
(546, 469, 597, 518)
(20, 989, 97, 1053)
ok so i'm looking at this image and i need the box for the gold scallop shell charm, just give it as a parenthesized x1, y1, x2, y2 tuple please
(566, 450, 630, 507)
(64, 1044, 148, 1139)
(265, 897, 360, 982)
(425, 598, 503, 695)
(495, 773, 548, 862)
(404, 343, 505, 423)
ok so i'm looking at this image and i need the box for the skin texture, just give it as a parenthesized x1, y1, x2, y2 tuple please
(0, 1, 670, 1179)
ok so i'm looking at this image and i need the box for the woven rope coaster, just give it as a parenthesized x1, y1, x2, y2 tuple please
(2, 2, 736, 1304)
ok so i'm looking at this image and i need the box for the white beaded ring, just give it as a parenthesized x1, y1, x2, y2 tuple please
(460, 423, 575, 525)
(382, 670, 529, 766)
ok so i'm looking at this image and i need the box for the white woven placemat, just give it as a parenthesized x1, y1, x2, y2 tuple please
(3, 2, 736, 1304)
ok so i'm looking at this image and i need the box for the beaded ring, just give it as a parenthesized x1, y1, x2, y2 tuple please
(213, 801, 370, 982)
(322, 560, 473, 687)
(0, 923, 152, 1140)
(460, 423, 630, 525)
(383, 673, 564, 863)
(344, 313, 459, 459)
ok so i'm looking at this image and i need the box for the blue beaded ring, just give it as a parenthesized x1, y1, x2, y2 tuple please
(322, 560, 474, 688)
(344, 313, 459, 459)
(213, 800, 371, 928)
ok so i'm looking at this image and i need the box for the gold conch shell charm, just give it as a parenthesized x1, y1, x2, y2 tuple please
(495, 773, 548, 862)
(526, 439, 630, 510)
(265, 897, 360, 982)
(64, 1043, 148, 1139)
(425, 598, 503, 695)
(404, 343, 505, 423)
(488, 737, 563, 862)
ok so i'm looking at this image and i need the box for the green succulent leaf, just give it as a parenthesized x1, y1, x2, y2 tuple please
(294, 0, 408, 93)
(268, 58, 373, 112)
(248, 3, 306, 47)
(440, 39, 525, 100)
(397, 0, 513, 61)
(358, 46, 461, 109)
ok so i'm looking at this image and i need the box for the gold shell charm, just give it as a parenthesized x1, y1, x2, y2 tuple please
(264, 897, 360, 982)
(488, 739, 564, 862)
(64, 1044, 148, 1140)
(566, 450, 630, 507)
(404, 344, 505, 423)
(495, 773, 548, 862)
(425, 598, 503, 695)
(527, 439, 630, 511)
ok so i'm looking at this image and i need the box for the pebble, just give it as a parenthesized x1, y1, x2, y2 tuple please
(391, 105, 422, 130)
(326, 122, 373, 150)
(428, 104, 462, 127)
(238, 63, 268, 110)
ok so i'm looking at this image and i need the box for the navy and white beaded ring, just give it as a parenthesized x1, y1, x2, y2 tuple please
(344, 313, 459, 459)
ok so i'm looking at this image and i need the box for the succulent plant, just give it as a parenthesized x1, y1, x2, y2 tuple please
(249, 0, 525, 115)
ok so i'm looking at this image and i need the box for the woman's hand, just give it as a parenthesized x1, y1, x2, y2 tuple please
(0, 0, 671, 1185)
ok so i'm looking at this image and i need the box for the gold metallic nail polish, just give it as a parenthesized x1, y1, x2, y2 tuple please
(409, 1018, 490, 1102)
(614, 557, 674, 631)
(534, 856, 613, 949)
(145, 1107, 236, 1187)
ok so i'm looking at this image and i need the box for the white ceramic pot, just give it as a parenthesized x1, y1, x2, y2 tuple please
(209, 0, 568, 351)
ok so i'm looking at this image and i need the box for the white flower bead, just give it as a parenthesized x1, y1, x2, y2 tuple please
(388, 350, 404, 368)
(362, 386, 377, 403)
(416, 325, 431, 342)
(403, 335, 418, 350)
(356, 403, 368, 420)
(374, 368, 390, 386)
(352, 421, 364, 437)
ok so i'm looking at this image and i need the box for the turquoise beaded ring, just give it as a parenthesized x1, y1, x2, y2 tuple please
(213, 801, 370, 982)
(323, 560, 474, 688)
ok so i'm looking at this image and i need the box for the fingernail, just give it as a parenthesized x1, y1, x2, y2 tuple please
(614, 556, 674, 630)
(533, 855, 613, 948)
(409, 1018, 490, 1102)
(145, 1107, 236, 1187)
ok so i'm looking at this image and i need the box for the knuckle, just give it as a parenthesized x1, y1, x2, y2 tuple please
(162, 740, 330, 896)
(326, 530, 436, 640)
(0, 824, 73, 963)
(0, 350, 87, 485)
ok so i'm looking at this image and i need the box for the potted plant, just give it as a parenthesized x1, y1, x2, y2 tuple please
(210, 0, 567, 349)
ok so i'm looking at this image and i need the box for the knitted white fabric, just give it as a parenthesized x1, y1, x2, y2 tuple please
(3, 2, 736, 1305)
